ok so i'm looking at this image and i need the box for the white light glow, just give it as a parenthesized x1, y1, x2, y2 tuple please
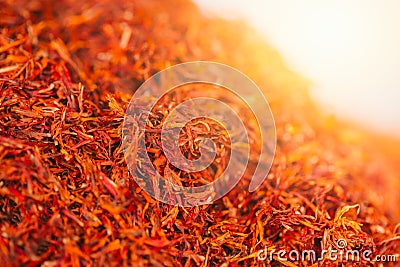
(194, 0, 400, 135)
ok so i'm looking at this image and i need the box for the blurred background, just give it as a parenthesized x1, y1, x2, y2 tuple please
(195, 0, 400, 136)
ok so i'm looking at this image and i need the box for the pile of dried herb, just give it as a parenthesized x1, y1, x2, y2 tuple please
(0, 0, 399, 266)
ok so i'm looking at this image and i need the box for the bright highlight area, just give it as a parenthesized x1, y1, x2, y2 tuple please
(195, 0, 400, 135)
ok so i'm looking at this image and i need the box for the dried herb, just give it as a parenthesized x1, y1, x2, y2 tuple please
(0, 0, 399, 266)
